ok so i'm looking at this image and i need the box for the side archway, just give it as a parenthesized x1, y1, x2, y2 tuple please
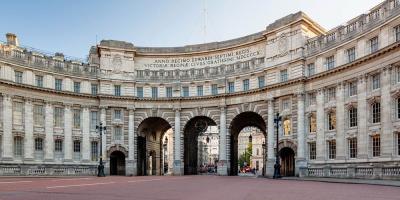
(110, 150, 126, 175)
(137, 117, 172, 176)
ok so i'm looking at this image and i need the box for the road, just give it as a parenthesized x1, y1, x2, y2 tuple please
(0, 176, 398, 200)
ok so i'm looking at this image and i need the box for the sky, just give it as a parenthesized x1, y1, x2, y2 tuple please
(0, 0, 383, 59)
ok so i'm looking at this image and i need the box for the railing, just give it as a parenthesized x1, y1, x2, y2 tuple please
(303, 166, 400, 180)
(0, 165, 97, 176)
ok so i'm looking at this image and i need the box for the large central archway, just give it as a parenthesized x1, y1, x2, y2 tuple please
(183, 116, 218, 175)
(137, 117, 172, 176)
(229, 112, 266, 176)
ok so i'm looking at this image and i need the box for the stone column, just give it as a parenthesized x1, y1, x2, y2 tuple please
(266, 98, 275, 177)
(316, 89, 325, 161)
(173, 108, 182, 175)
(2, 94, 13, 160)
(24, 99, 34, 160)
(44, 102, 54, 161)
(336, 83, 346, 160)
(218, 106, 228, 176)
(381, 67, 393, 158)
(81, 106, 90, 162)
(296, 93, 306, 173)
(357, 75, 368, 159)
(64, 104, 72, 162)
(127, 107, 136, 175)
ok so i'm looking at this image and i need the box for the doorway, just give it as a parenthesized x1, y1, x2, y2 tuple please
(110, 151, 126, 175)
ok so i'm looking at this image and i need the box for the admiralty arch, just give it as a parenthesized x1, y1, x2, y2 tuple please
(1, 0, 400, 179)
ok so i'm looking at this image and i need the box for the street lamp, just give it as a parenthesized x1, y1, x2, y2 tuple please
(96, 122, 106, 177)
(262, 141, 266, 177)
(273, 112, 282, 179)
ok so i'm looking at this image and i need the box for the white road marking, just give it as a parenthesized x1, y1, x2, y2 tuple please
(127, 178, 162, 183)
(51, 178, 93, 181)
(47, 181, 116, 189)
(0, 181, 33, 184)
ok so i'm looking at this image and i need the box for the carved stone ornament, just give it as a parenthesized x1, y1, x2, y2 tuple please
(278, 34, 289, 56)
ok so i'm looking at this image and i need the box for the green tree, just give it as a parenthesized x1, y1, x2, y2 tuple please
(239, 142, 252, 168)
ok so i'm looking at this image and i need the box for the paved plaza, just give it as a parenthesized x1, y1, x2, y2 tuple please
(0, 176, 398, 200)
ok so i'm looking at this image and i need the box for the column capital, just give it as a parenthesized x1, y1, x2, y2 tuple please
(1, 93, 12, 101)
(173, 107, 181, 112)
(64, 103, 73, 109)
(127, 106, 136, 111)
(219, 105, 226, 112)
(99, 105, 108, 110)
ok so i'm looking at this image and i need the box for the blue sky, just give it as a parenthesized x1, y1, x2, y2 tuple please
(1, 0, 383, 59)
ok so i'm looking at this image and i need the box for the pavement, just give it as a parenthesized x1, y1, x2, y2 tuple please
(281, 176, 400, 187)
(0, 175, 398, 200)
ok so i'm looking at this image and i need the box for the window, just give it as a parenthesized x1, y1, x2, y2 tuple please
(13, 101, 23, 125)
(395, 25, 400, 42)
(14, 71, 23, 83)
(55, 139, 63, 152)
(55, 79, 62, 91)
(73, 140, 81, 153)
(309, 142, 316, 160)
(349, 107, 358, 127)
(326, 56, 335, 70)
(243, 79, 249, 91)
(307, 63, 315, 76)
(280, 69, 288, 82)
(90, 111, 98, 130)
(35, 138, 43, 151)
(35, 75, 43, 87)
(328, 140, 336, 159)
(372, 74, 380, 90)
(91, 141, 98, 161)
(228, 82, 235, 93)
(258, 76, 265, 88)
(348, 138, 357, 158)
(347, 47, 356, 63)
(348, 81, 357, 96)
(54, 107, 64, 127)
(308, 92, 316, 106)
(91, 84, 98, 95)
(197, 85, 203, 96)
(14, 136, 23, 157)
(114, 127, 122, 141)
(211, 84, 218, 95)
(33, 104, 44, 126)
(151, 87, 158, 98)
(327, 111, 336, 130)
(370, 36, 379, 53)
(137, 87, 143, 98)
(73, 109, 81, 129)
(73, 82, 80, 93)
(166, 87, 173, 98)
(372, 102, 381, 123)
(309, 114, 317, 133)
(397, 133, 400, 156)
(282, 99, 290, 110)
(114, 110, 122, 120)
(114, 85, 121, 96)
(182, 86, 189, 97)
(372, 135, 380, 157)
(327, 87, 336, 101)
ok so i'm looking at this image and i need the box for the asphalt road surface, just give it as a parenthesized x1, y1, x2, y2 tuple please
(0, 176, 398, 200)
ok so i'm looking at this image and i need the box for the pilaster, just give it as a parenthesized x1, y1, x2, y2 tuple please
(296, 92, 307, 172)
(44, 101, 54, 161)
(381, 66, 393, 158)
(2, 94, 13, 160)
(316, 88, 325, 161)
(24, 98, 34, 160)
(336, 82, 346, 160)
(218, 105, 228, 176)
(173, 107, 182, 175)
(81, 106, 90, 162)
(266, 98, 275, 177)
(127, 106, 137, 176)
(64, 104, 72, 162)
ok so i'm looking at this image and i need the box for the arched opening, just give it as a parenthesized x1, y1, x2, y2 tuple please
(162, 131, 174, 175)
(137, 117, 172, 176)
(229, 112, 266, 176)
(183, 116, 218, 175)
(280, 147, 295, 176)
(110, 151, 126, 175)
(237, 127, 265, 176)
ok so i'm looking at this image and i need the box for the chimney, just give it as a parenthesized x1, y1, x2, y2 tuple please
(6, 33, 19, 46)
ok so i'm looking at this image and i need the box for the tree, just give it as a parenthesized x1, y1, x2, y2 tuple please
(239, 142, 252, 168)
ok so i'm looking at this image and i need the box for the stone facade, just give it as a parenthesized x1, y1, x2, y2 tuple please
(0, 1, 400, 179)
